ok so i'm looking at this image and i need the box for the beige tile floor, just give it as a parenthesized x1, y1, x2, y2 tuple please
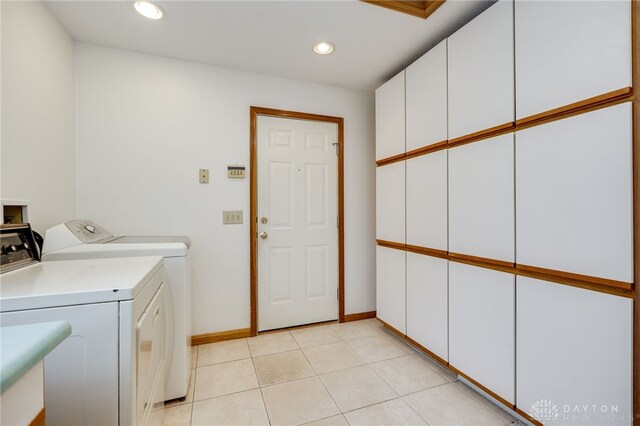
(164, 318, 520, 426)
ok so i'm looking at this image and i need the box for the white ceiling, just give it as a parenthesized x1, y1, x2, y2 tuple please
(46, 0, 493, 92)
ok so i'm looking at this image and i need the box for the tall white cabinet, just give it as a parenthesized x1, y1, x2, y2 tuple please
(448, 0, 514, 139)
(406, 254, 448, 361)
(449, 262, 515, 404)
(375, 0, 635, 422)
(376, 161, 405, 244)
(517, 277, 633, 424)
(375, 71, 405, 160)
(376, 246, 406, 334)
(515, 0, 632, 120)
(516, 103, 633, 283)
(448, 133, 514, 262)
(406, 151, 447, 250)
(406, 40, 448, 151)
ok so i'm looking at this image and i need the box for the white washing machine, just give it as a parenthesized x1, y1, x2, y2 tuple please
(0, 224, 167, 426)
(41, 219, 191, 401)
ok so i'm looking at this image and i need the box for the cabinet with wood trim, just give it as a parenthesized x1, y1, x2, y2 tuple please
(406, 253, 448, 361)
(375, 71, 405, 160)
(516, 103, 633, 283)
(448, 133, 514, 263)
(376, 160, 405, 243)
(376, 245, 406, 334)
(447, 0, 514, 140)
(406, 39, 447, 152)
(514, 0, 632, 121)
(406, 150, 447, 250)
(449, 262, 515, 404)
(517, 276, 633, 425)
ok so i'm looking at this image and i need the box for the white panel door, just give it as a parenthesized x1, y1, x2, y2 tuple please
(406, 151, 447, 250)
(0, 303, 119, 426)
(449, 133, 514, 262)
(376, 245, 406, 334)
(515, 0, 631, 120)
(376, 71, 405, 160)
(516, 103, 633, 283)
(406, 40, 447, 151)
(517, 277, 633, 425)
(406, 253, 448, 361)
(376, 161, 405, 243)
(449, 262, 515, 404)
(257, 116, 338, 331)
(448, 0, 514, 139)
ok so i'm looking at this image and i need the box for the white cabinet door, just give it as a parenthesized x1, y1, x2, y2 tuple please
(376, 161, 405, 243)
(515, 0, 631, 120)
(448, 0, 514, 139)
(406, 40, 447, 152)
(517, 277, 633, 425)
(449, 262, 515, 404)
(516, 103, 633, 283)
(376, 245, 406, 334)
(449, 133, 514, 262)
(406, 253, 448, 361)
(376, 71, 405, 160)
(406, 151, 447, 250)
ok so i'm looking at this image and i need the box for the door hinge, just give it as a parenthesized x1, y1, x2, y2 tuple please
(336, 216, 339, 228)
(337, 288, 340, 300)
(332, 142, 339, 155)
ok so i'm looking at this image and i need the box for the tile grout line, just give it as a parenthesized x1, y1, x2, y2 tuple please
(297, 339, 346, 424)
(249, 343, 273, 426)
(189, 346, 199, 425)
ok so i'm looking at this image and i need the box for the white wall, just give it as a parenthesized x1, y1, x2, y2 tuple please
(75, 44, 376, 334)
(1, 1, 75, 233)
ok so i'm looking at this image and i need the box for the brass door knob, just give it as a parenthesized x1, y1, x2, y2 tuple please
(260, 232, 268, 239)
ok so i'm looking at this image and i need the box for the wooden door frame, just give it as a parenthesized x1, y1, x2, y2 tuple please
(249, 106, 345, 336)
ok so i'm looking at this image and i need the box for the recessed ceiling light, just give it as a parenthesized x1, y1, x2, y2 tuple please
(313, 42, 335, 55)
(134, 1, 165, 20)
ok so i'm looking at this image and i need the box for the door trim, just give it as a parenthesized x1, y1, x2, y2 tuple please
(249, 106, 345, 336)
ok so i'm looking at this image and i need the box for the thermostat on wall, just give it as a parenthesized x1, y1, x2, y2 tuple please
(227, 165, 246, 179)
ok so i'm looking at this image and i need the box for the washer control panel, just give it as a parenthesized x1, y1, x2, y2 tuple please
(65, 220, 112, 243)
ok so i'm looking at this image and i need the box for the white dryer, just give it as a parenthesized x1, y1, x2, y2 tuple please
(1, 224, 167, 426)
(42, 219, 191, 401)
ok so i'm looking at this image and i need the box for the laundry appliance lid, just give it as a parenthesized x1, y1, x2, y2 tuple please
(0, 256, 163, 312)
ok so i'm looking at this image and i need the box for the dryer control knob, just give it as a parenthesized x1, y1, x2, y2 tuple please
(85, 225, 96, 233)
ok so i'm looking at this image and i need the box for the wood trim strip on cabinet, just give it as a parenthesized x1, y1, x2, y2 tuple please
(515, 408, 543, 426)
(361, 0, 445, 20)
(447, 122, 515, 148)
(404, 335, 449, 367)
(448, 365, 515, 409)
(343, 311, 377, 322)
(376, 152, 406, 167)
(405, 140, 448, 160)
(516, 264, 633, 291)
(448, 252, 515, 270)
(405, 244, 448, 259)
(376, 240, 634, 297)
(515, 87, 634, 129)
(515, 265, 635, 299)
(375, 88, 634, 169)
(377, 317, 405, 339)
(191, 328, 252, 346)
(376, 239, 406, 250)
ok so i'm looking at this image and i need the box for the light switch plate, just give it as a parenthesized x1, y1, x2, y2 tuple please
(223, 210, 243, 224)
(199, 169, 209, 184)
